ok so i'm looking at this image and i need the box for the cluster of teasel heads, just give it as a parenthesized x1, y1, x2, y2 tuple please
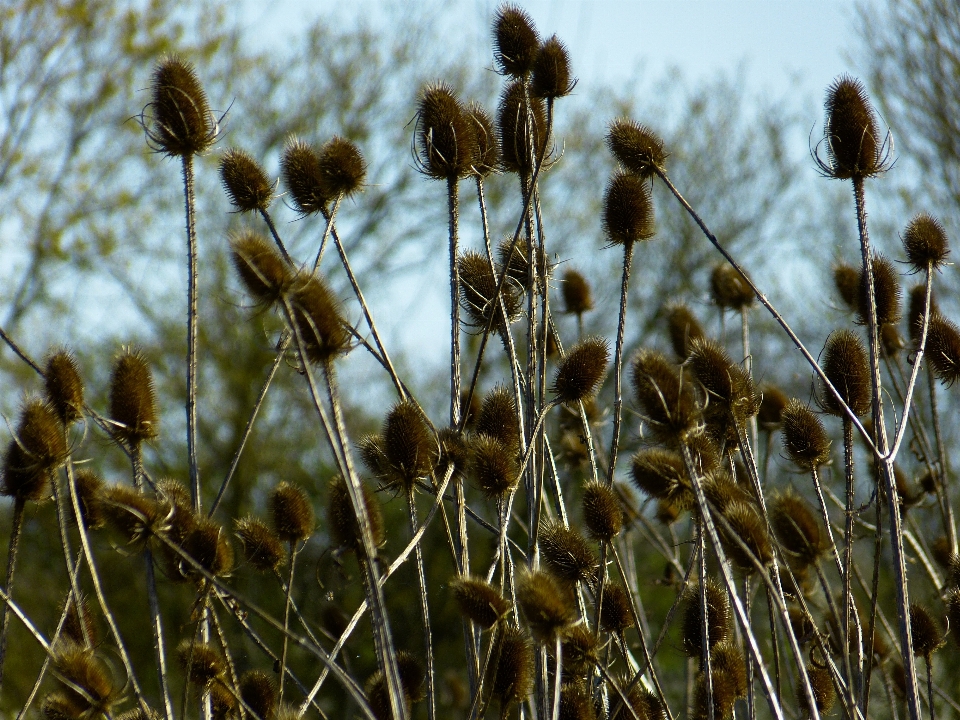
(4, 5, 960, 720)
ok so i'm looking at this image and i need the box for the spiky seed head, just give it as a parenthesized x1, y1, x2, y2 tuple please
(720, 501, 773, 571)
(450, 575, 511, 628)
(582, 481, 623, 541)
(819, 329, 871, 417)
(115, 709, 163, 720)
(630, 448, 693, 510)
(2, 399, 66, 502)
(42, 691, 86, 720)
(903, 212, 949, 272)
(823, 75, 883, 180)
(680, 579, 731, 656)
(781, 399, 831, 469)
(269, 481, 314, 544)
(280, 137, 328, 215)
(208, 682, 236, 720)
(358, 434, 388, 479)
(45, 350, 84, 425)
(156, 478, 195, 548)
(656, 500, 680, 525)
(436, 427, 470, 481)
(757, 385, 788, 429)
(710, 264, 754, 310)
(926, 313, 960, 386)
(108, 348, 158, 446)
(558, 683, 595, 720)
(470, 433, 519, 498)
(688, 337, 759, 422)
(531, 35, 573, 99)
(665, 303, 705, 360)
(946, 589, 960, 647)
(230, 229, 291, 305)
(788, 605, 816, 645)
(364, 670, 394, 720)
(487, 625, 534, 710)
(60, 594, 97, 648)
(219, 148, 273, 212)
(859, 255, 902, 327)
(235, 516, 286, 572)
(72, 469, 104, 530)
(693, 670, 736, 720)
(497, 236, 549, 291)
(909, 603, 944, 659)
(177, 640, 223, 686)
(183, 518, 233, 578)
(467, 102, 500, 177)
(239, 670, 277, 720)
(397, 651, 427, 704)
(606, 119, 667, 179)
(603, 172, 656, 245)
(930, 536, 953, 570)
(497, 79, 547, 177)
(881, 323, 904, 357)
(833, 262, 860, 312)
(477, 385, 521, 452)
(612, 681, 666, 720)
(316, 135, 366, 198)
(770, 490, 825, 566)
(711, 642, 748, 699)
(559, 625, 598, 677)
(701, 470, 752, 515)
(599, 584, 635, 634)
(908, 284, 938, 346)
(553, 336, 610, 405)
(52, 647, 118, 716)
(417, 83, 475, 180)
(797, 665, 837, 715)
(517, 570, 575, 641)
(493, 4, 540, 77)
(101, 485, 162, 545)
(147, 55, 215, 157)
(539, 520, 598, 584)
(382, 400, 436, 489)
(561, 269, 593, 317)
(289, 275, 349, 364)
(631, 349, 700, 442)
(458, 251, 522, 330)
(327, 476, 385, 552)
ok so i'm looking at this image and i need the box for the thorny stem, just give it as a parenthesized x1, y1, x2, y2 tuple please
(698, 521, 715, 720)
(842, 418, 859, 713)
(259, 207, 293, 265)
(0, 498, 25, 694)
(408, 488, 437, 720)
(449, 176, 462, 429)
(607, 240, 634, 487)
(312, 194, 342, 272)
(182, 154, 201, 514)
(278, 543, 298, 706)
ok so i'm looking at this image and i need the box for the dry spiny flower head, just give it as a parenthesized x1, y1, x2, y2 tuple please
(458, 250, 522, 331)
(719, 500, 773, 571)
(558, 683, 595, 720)
(559, 625, 598, 678)
(235, 516, 286, 572)
(788, 605, 816, 646)
(177, 640, 224, 687)
(497, 79, 547, 177)
(603, 171, 656, 245)
(631, 349, 700, 442)
(781, 399, 832, 469)
(710, 264, 754, 310)
(599, 583, 635, 634)
(436, 427, 470, 481)
(606, 118, 667, 180)
(289, 274, 350, 364)
(909, 603, 944, 659)
(859, 254, 902, 326)
(44, 349, 83, 425)
(209, 682, 236, 720)
(881, 323, 904, 357)
(757, 384, 788, 429)
(930, 535, 953, 570)
(156, 479, 195, 550)
(681, 579, 731, 656)
(230, 229, 291, 305)
(692, 670, 736, 720)
(701, 470, 752, 515)
(72, 469, 105, 530)
(470, 433, 518, 498)
(477, 385, 521, 452)
(270, 481, 314, 545)
(396, 651, 427, 704)
(327, 475, 385, 552)
(553, 336, 610, 405)
(467, 101, 500, 177)
(711, 642, 748, 700)
(926, 312, 960, 386)
(561, 268, 593, 317)
(487, 625, 534, 711)
(42, 691, 86, 720)
(687, 337, 759, 423)
(902, 212, 950, 272)
(531, 35, 574, 99)
(664, 302, 706, 360)
(108, 348, 158, 447)
(611, 681, 666, 720)
(182, 517, 233, 578)
(317, 135, 366, 198)
(145, 55, 216, 157)
(493, 4, 540, 77)
(630, 448, 693, 510)
(821, 75, 885, 180)
(100, 485, 162, 546)
(52, 647, 119, 717)
(2, 398, 66, 502)
(219, 148, 273, 213)
(416, 82, 475, 181)
(819, 328, 871, 417)
(905, 285, 932, 342)
(450, 575, 511, 628)
(797, 665, 837, 716)
(281, 137, 329, 215)
(833, 262, 860, 312)
(770, 489, 825, 567)
(381, 400, 436, 489)
(582, 480, 623, 541)
(946, 589, 960, 648)
(60, 594, 97, 648)
(518, 569, 575, 641)
(539, 520, 598, 584)
(498, 236, 549, 290)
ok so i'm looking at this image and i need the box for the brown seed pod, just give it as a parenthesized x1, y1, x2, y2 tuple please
(477, 385, 521, 452)
(317, 135, 366, 198)
(833, 262, 860, 312)
(711, 642, 748, 699)
(436, 427, 470, 481)
(450, 575, 512, 629)
(559, 683, 596, 720)
(781, 399, 832, 469)
(235, 516, 286, 573)
(52, 647, 118, 716)
(156, 478, 195, 547)
(902, 212, 949, 272)
(2, 399, 66, 502)
(539, 520, 598, 584)
(631, 349, 700, 442)
(382, 400, 436, 489)
(664, 302, 705, 360)
(219, 148, 273, 213)
(72, 469, 104, 530)
(497, 236, 549, 291)
(109, 348, 159, 447)
(603, 172, 656, 245)
(788, 606, 816, 645)
(881, 323, 904, 357)
(757, 384, 788, 429)
(946, 589, 960, 647)
(819, 329, 871, 417)
(560, 625, 599, 678)
(397, 650, 427, 703)
(364, 670, 395, 720)
(416, 83, 475, 180)
(822, 75, 884, 180)
(289, 274, 350, 364)
(497, 79, 547, 177)
(518, 570, 575, 641)
(599, 583, 635, 634)
(930, 536, 953, 570)
(606, 119, 667, 180)
(146, 55, 215, 157)
(681, 579, 731, 656)
(859, 255, 902, 327)
(611, 680, 666, 720)
(797, 665, 837, 715)
(720, 500, 773, 571)
(209, 682, 236, 720)
(230, 229, 291, 305)
(182, 518, 233, 578)
(701, 470, 752, 515)
(629, 448, 693, 510)
(553, 336, 610, 405)
(177, 640, 224, 686)
(327, 476, 385, 552)
(458, 250, 522, 331)
(487, 625, 534, 710)
(710, 264, 754, 310)
(101, 485, 162, 546)
(562, 269, 594, 317)
(270, 480, 314, 546)
(280, 138, 328, 215)
(926, 312, 960, 386)
(692, 670, 737, 720)
(493, 4, 540, 77)
(656, 500, 680, 525)
(470, 433, 519, 498)
(45, 349, 84, 425)
(467, 102, 500, 177)
(42, 691, 86, 720)
(688, 337, 759, 423)
(909, 603, 944, 659)
(532, 35, 574, 99)
(60, 594, 97, 648)
(770, 490, 825, 566)
(582, 481, 623, 542)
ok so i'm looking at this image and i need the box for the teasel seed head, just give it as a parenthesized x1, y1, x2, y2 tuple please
(797, 665, 836, 716)
(487, 625, 534, 710)
(562, 268, 594, 317)
(289, 274, 350, 364)
(382, 400, 436, 489)
(108, 348, 158, 447)
(2, 398, 66, 502)
(497, 79, 547, 177)
(630, 448, 693, 510)
(582, 480, 623, 541)
(606, 119, 667, 179)
(833, 262, 860, 312)
(701, 470, 752, 515)
(182, 517, 233, 579)
(946, 589, 960, 647)
(665, 302, 706, 360)
(365, 670, 395, 720)
(757, 384, 788, 429)
(73, 469, 104, 530)
(60, 594, 97, 648)
(450, 575, 512, 628)
(281, 137, 328, 215)
(720, 500, 773, 571)
(908, 283, 938, 346)
(42, 691, 85, 720)
(101, 484, 162, 545)
(470, 433, 519, 498)
(909, 603, 944, 659)
(416, 82, 475, 180)
(532, 35, 574, 99)
(235, 516, 286, 573)
(436, 427, 470, 481)
(177, 640, 224, 686)
(45, 349, 84, 425)
(146, 55, 216, 157)
(688, 337, 760, 423)
(902, 212, 949, 272)
(493, 4, 540, 77)
(819, 328, 871, 417)
(821, 75, 884, 180)
(930, 536, 953, 570)
(612, 681, 666, 720)
(467, 102, 500, 177)
(397, 650, 427, 703)
(458, 250, 522, 331)
(517, 569, 575, 641)
(230, 229, 291, 305)
(603, 172, 656, 245)
(558, 683, 596, 720)
(539, 520, 598, 584)
(317, 135, 366, 198)
(711, 642, 748, 699)
(327, 475, 385, 552)
(268, 481, 313, 546)
(156, 478, 195, 547)
(692, 669, 736, 720)
(770, 489, 825, 566)
(219, 148, 273, 213)
(477, 385, 521, 452)
(859, 254, 902, 327)
(781, 399, 831, 469)
(52, 646, 119, 717)
(631, 349, 700, 442)
(656, 500, 680, 525)
(926, 312, 960, 386)
(710, 264, 754, 310)
(553, 336, 610, 405)
(115, 709, 163, 720)
(881, 323, 904, 357)
(680, 579, 731, 656)
(560, 625, 599, 678)
(208, 682, 236, 720)
(599, 583, 635, 634)
(498, 236, 549, 291)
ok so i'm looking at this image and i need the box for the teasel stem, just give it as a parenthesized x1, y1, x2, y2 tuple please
(740, 306, 758, 454)
(49, 473, 84, 645)
(259, 207, 293, 265)
(842, 416, 859, 711)
(278, 542, 298, 706)
(407, 487, 437, 720)
(927, 362, 956, 551)
(926, 657, 936, 720)
(311, 194, 342, 272)
(743, 575, 756, 720)
(551, 634, 562, 720)
(607, 240, 634, 486)
(448, 176, 463, 430)
(0, 585, 48, 653)
(181, 154, 201, 513)
(579, 400, 601, 484)
(697, 521, 716, 720)
(0, 496, 24, 693)
(861, 494, 883, 715)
